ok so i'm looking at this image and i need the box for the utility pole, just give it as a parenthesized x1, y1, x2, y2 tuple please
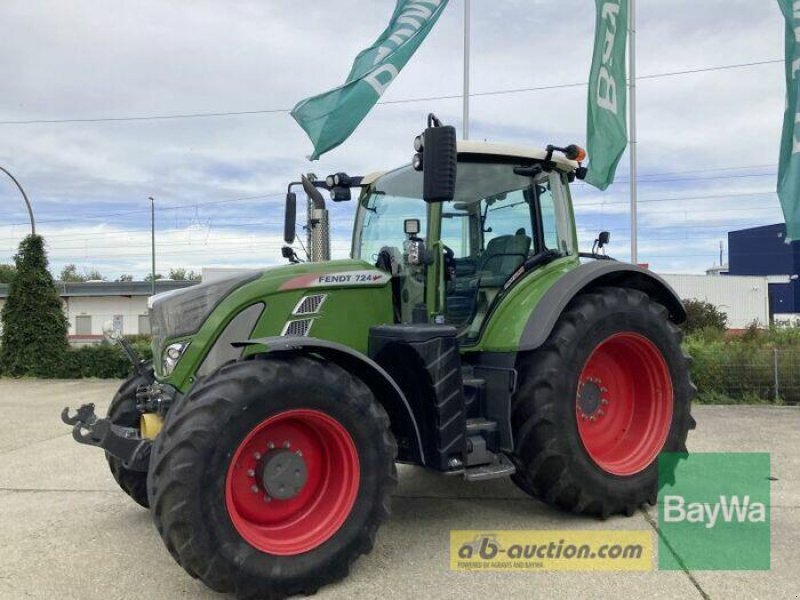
(628, 0, 638, 265)
(0, 165, 35, 235)
(149, 196, 156, 295)
(462, 0, 470, 140)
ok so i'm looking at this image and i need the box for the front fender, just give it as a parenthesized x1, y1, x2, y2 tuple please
(234, 336, 426, 465)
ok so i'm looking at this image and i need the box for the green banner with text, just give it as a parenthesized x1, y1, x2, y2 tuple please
(291, 0, 449, 160)
(586, 0, 629, 191)
(777, 0, 800, 240)
(658, 453, 770, 570)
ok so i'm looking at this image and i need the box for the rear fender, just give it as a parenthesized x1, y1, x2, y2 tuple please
(519, 261, 686, 351)
(234, 336, 425, 465)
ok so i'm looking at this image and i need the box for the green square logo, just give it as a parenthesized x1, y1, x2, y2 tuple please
(658, 452, 770, 570)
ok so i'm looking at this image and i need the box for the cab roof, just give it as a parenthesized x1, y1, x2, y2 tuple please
(361, 140, 579, 185)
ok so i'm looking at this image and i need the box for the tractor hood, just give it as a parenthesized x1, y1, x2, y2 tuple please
(149, 260, 390, 337)
(149, 259, 394, 387)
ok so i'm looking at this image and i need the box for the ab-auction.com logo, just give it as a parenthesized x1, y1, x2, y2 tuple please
(450, 530, 652, 572)
(657, 453, 771, 570)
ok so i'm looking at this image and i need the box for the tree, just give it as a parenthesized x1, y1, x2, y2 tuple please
(116, 274, 133, 282)
(144, 273, 163, 282)
(682, 299, 728, 334)
(0, 264, 15, 284)
(0, 235, 69, 377)
(168, 268, 201, 281)
(59, 264, 105, 282)
(84, 268, 105, 281)
(59, 264, 82, 282)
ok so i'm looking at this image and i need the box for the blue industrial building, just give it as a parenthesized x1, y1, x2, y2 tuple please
(728, 223, 800, 318)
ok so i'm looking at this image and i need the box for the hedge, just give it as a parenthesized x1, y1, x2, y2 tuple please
(0, 336, 153, 380)
(55, 341, 154, 379)
(684, 328, 800, 405)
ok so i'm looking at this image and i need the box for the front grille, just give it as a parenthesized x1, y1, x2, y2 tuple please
(282, 318, 313, 337)
(293, 294, 327, 315)
(149, 307, 165, 367)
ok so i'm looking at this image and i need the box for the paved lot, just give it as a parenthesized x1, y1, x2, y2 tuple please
(0, 379, 797, 599)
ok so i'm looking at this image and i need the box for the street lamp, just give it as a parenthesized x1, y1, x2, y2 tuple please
(0, 165, 35, 235)
(149, 196, 155, 295)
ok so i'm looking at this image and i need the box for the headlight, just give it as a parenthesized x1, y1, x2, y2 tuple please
(162, 342, 189, 376)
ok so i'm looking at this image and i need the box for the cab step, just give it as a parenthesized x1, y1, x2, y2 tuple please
(465, 417, 497, 435)
(463, 453, 516, 482)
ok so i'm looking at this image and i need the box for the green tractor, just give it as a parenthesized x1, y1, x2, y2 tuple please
(63, 116, 694, 599)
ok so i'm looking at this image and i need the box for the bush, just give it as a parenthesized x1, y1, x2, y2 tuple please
(58, 341, 153, 379)
(685, 328, 800, 405)
(0, 235, 69, 377)
(681, 299, 728, 334)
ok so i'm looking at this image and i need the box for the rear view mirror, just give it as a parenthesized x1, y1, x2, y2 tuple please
(284, 192, 296, 244)
(413, 115, 457, 203)
(598, 231, 610, 248)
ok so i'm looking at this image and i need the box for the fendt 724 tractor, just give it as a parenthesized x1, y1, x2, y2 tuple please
(63, 116, 694, 599)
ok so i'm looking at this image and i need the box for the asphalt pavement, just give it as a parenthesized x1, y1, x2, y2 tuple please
(0, 379, 797, 599)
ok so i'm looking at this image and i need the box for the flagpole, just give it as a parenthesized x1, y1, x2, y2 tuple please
(628, 0, 638, 264)
(462, 0, 470, 140)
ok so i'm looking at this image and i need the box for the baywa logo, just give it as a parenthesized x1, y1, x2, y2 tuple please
(658, 453, 771, 570)
(663, 494, 766, 529)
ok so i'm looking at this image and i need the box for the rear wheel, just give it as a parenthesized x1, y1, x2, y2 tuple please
(148, 355, 397, 599)
(510, 287, 696, 517)
(106, 364, 153, 508)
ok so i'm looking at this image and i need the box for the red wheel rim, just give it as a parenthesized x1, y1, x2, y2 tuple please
(576, 332, 673, 476)
(225, 409, 360, 555)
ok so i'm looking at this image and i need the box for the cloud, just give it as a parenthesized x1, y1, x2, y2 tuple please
(0, 0, 789, 277)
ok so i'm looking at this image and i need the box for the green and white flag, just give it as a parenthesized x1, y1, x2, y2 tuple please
(777, 0, 800, 240)
(585, 0, 629, 191)
(291, 0, 449, 160)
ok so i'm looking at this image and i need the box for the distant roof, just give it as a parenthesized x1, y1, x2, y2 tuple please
(729, 223, 789, 237)
(0, 279, 197, 299)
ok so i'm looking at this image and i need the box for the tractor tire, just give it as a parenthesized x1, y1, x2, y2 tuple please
(147, 355, 398, 599)
(510, 287, 696, 518)
(105, 363, 154, 509)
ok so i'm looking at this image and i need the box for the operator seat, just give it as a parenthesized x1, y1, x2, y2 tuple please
(474, 231, 531, 287)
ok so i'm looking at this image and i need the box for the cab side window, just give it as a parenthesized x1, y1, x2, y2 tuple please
(538, 180, 559, 251)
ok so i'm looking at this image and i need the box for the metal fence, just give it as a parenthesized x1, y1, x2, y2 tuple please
(689, 347, 800, 405)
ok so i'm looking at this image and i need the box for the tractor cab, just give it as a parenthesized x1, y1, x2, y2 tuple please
(353, 140, 580, 341)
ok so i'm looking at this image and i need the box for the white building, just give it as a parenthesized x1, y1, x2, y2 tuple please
(660, 273, 770, 330)
(0, 280, 196, 343)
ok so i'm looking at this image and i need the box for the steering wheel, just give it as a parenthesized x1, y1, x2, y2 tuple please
(442, 244, 456, 281)
(375, 246, 400, 275)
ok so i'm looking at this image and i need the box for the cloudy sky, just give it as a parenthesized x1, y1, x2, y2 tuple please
(0, 0, 788, 279)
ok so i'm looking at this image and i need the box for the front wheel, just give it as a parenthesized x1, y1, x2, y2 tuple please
(106, 363, 153, 508)
(147, 355, 397, 598)
(510, 287, 696, 518)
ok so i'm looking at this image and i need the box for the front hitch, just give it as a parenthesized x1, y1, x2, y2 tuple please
(61, 403, 151, 472)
